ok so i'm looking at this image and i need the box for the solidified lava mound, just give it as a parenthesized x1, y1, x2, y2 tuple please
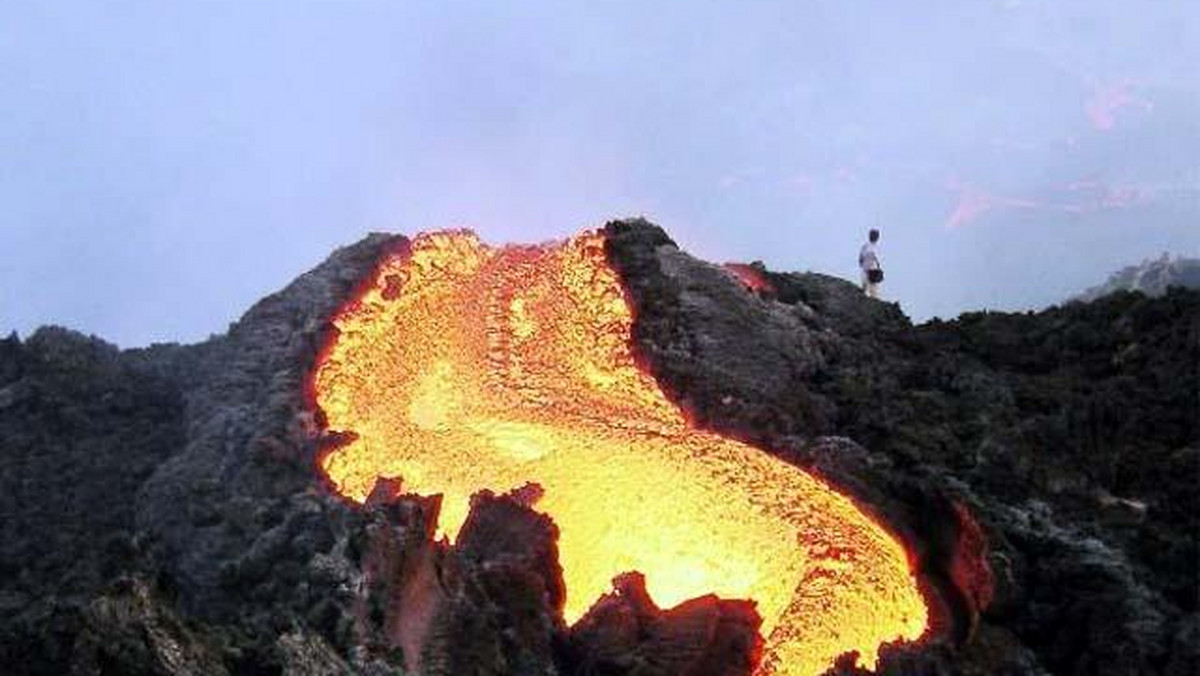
(309, 230, 928, 675)
(0, 218, 1196, 676)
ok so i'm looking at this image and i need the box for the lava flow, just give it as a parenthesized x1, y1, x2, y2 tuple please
(311, 230, 929, 675)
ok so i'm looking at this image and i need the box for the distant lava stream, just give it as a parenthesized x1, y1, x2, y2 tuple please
(310, 230, 929, 675)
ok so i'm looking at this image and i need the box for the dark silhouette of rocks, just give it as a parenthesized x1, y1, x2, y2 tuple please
(0, 219, 1195, 675)
(1073, 254, 1200, 303)
(567, 571, 763, 676)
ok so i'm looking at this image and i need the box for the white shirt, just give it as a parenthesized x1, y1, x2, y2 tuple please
(859, 242, 880, 272)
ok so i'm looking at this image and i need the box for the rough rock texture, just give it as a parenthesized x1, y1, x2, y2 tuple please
(1, 218, 1196, 676)
(566, 572, 763, 676)
(603, 219, 1198, 676)
(413, 489, 564, 676)
(0, 328, 192, 674)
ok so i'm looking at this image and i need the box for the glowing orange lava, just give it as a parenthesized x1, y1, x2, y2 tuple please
(311, 230, 928, 675)
(723, 262, 776, 294)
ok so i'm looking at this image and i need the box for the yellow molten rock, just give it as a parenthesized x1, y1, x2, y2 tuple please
(311, 230, 928, 675)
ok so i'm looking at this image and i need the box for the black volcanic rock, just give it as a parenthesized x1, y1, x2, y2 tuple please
(603, 220, 834, 440)
(0, 327, 188, 674)
(417, 490, 564, 676)
(0, 218, 1196, 676)
(603, 220, 1198, 675)
(566, 571, 763, 676)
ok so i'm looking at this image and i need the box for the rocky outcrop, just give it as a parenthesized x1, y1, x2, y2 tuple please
(1073, 254, 1200, 303)
(1, 218, 1195, 675)
(566, 572, 762, 676)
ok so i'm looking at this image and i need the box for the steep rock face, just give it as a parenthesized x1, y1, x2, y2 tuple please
(134, 232, 409, 626)
(0, 218, 1195, 676)
(603, 223, 833, 440)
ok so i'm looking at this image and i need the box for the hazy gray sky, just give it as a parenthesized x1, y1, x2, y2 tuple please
(3, 1, 1197, 347)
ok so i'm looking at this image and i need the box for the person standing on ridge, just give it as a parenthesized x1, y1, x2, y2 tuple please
(859, 229, 883, 298)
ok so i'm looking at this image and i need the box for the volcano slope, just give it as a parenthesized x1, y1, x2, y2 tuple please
(0, 218, 1196, 676)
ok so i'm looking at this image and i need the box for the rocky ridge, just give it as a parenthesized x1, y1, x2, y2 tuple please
(1073, 254, 1200, 303)
(0, 219, 1195, 675)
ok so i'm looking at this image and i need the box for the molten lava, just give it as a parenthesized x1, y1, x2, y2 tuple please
(723, 262, 776, 295)
(311, 230, 928, 675)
